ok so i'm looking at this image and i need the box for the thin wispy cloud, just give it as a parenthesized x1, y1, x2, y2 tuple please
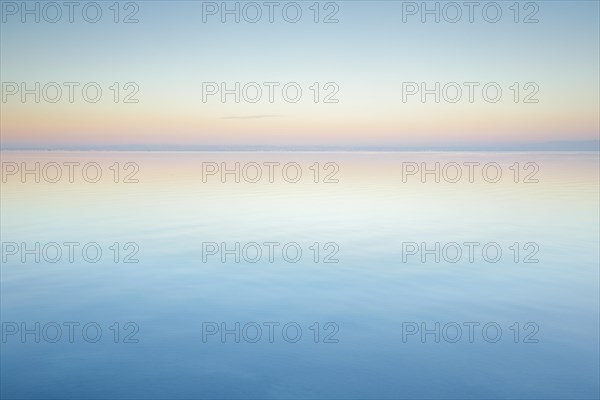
(221, 115, 281, 120)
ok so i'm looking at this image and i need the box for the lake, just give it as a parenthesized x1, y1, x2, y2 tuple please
(1, 151, 598, 399)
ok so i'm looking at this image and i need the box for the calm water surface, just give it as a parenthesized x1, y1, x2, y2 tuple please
(1, 151, 598, 399)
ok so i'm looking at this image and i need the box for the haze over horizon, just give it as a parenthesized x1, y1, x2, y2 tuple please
(2, 139, 599, 152)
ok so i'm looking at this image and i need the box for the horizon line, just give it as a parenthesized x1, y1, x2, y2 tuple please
(1, 140, 599, 152)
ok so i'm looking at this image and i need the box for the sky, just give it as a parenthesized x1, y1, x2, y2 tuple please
(0, 0, 599, 150)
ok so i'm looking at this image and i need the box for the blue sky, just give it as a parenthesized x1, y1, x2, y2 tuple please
(1, 0, 599, 150)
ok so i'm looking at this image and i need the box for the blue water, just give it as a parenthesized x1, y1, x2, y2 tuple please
(1, 151, 598, 399)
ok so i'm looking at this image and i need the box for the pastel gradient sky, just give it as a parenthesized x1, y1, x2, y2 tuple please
(1, 0, 599, 149)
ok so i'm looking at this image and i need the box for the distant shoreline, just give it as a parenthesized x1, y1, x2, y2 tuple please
(2, 139, 600, 152)
(2, 146, 599, 153)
